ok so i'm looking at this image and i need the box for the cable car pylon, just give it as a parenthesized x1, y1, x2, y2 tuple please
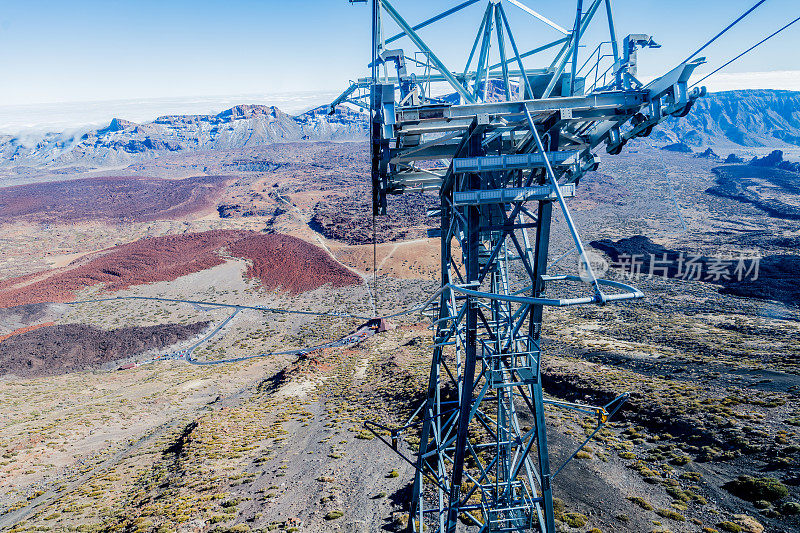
(333, 1, 706, 531)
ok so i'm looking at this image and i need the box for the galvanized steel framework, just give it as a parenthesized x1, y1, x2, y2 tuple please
(333, 1, 706, 531)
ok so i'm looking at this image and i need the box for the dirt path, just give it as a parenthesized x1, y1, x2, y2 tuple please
(375, 237, 430, 272)
(271, 190, 378, 315)
(314, 234, 377, 316)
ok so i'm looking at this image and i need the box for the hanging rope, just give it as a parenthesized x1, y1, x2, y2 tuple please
(681, 0, 770, 65)
(692, 14, 800, 88)
(372, 210, 378, 314)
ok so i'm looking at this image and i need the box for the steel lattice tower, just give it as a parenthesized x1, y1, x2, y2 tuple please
(332, 1, 705, 531)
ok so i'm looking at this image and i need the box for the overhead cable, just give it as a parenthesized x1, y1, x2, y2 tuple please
(682, 0, 769, 64)
(692, 14, 800, 87)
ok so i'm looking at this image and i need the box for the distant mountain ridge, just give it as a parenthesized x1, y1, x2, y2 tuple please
(0, 104, 368, 168)
(1, 89, 797, 169)
(652, 89, 800, 148)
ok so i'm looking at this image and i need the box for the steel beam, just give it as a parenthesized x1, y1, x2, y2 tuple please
(381, 0, 475, 104)
(452, 184, 576, 206)
(452, 151, 577, 173)
(506, 0, 569, 35)
(385, 0, 482, 44)
(542, 0, 604, 99)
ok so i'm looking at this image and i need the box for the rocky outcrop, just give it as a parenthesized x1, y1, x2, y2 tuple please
(748, 149, 800, 172)
(590, 235, 800, 307)
(101, 118, 137, 133)
(661, 142, 693, 153)
(310, 191, 438, 245)
(708, 163, 800, 220)
(694, 147, 719, 159)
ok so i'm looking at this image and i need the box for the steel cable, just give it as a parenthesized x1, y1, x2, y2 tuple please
(682, 0, 769, 65)
(692, 14, 800, 87)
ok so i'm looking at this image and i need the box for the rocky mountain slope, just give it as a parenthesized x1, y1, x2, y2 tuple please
(0, 104, 368, 168)
(653, 89, 800, 148)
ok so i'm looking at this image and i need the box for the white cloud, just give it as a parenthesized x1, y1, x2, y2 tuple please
(692, 70, 800, 92)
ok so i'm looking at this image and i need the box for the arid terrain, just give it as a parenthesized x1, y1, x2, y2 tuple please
(0, 175, 232, 224)
(0, 95, 798, 533)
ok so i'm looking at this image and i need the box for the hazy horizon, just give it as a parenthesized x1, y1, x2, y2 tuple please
(0, 91, 341, 135)
(1, 80, 799, 137)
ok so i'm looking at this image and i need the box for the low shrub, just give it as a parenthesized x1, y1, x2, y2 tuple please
(657, 508, 685, 521)
(717, 521, 742, 532)
(724, 476, 788, 502)
(562, 512, 587, 528)
(324, 510, 344, 520)
(781, 501, 800, 515)
(628, 496, 654, 511)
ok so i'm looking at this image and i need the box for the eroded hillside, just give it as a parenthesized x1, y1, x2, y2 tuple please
(0, 140, 797, 533)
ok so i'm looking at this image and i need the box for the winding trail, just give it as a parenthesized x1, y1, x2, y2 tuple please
(375, 237, 430, 273)
(67, 295, 382, 367)
(68, 295, 370, 319)
(184, 320, 375, 366)
(0, 296, 389, 528)
(270, 186, 377, 315)
(313, 235, 378, 316)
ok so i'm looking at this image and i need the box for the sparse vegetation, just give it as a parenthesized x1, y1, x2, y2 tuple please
(0, 142, 798, 533)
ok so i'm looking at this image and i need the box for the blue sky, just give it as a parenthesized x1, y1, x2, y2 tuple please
(0, 0, 797, 107)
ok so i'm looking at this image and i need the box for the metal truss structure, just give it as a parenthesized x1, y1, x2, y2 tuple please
(334, 1, 706, 531)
